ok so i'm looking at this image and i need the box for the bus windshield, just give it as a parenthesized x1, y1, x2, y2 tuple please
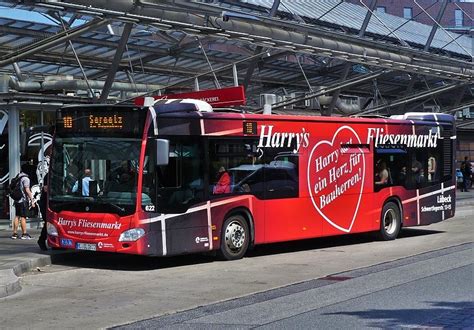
(49, 137, 145, 216)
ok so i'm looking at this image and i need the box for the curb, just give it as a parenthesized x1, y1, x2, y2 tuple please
(0, 269, 20, 298)
(0, 253, 69, 299)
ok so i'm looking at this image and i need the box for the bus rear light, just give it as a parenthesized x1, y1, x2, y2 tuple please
(119, 228, 145, 242)
(211, 225, 216, 230)
(47, 222, 58, 236)
(213, 236, 219, 241)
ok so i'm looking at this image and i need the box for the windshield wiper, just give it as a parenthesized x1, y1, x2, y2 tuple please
(95, 196, 126, 213)
(49, 199, 88, 212)
(101, 202, 125, 213)
(50, 198, 126, 214)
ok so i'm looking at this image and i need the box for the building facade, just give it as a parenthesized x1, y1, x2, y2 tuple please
(346, 0, 473, 35)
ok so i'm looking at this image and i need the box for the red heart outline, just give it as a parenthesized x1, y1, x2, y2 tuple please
(307, 126, 366, 232)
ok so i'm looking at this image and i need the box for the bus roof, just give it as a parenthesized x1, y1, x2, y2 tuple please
(59, 103, 455, 127)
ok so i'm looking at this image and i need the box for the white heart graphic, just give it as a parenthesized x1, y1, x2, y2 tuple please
(307, 126, 366, 233)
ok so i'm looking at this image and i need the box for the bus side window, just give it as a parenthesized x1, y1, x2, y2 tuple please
(374, 148, 408, 191)
(265, 167, 298, 199)
(208, 138, 264, 198)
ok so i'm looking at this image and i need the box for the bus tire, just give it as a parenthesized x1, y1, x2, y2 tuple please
(218, 214, 249, 260)
(377, 201, 401, 241)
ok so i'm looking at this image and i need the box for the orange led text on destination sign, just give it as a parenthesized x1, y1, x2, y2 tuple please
(89, 114, 123, 129)
(63, 116, 73, 128)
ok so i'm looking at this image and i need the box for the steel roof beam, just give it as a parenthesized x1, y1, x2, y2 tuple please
(33, 1, 472, 79)
(0, 18, 109, 67)
(0, 49, 316, 89)
(324, 63, 352, 116)
(267, 69, 387, 111)
(188, 0, 471, 66)
(358, 0, 377, 38)
(358, 82, 470, 115)
(242, 0, 280, 91)
(99, 22, 133, 102)
(451, 85, 469, 108)
(324, 0, 376, 116)
(445, 101, 474, 114)
(424, 0, 448, 52)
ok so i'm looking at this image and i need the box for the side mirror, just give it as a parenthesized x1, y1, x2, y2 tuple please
(156, 139, 169, 166)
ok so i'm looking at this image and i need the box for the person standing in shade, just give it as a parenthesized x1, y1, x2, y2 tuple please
(11, 164, 36, 239)
(460, 156, 471, 192)
(37, 173, 48, 250)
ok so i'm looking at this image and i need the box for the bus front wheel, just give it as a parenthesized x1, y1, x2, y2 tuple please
(377, 202, 401, 241)
(218, 215, 249, 260)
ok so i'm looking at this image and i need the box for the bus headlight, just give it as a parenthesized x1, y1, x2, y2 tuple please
(47, 222, 58, 236)
(119, 228, 145, 242)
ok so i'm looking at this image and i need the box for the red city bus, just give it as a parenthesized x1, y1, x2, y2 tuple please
(46, 101, 456, 260)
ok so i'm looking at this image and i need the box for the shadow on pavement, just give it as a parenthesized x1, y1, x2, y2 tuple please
(323, 301, 473, 328)
(49, 227, 444, 272)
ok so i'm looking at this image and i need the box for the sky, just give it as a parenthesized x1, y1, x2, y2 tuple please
(0, 6, 85, 26)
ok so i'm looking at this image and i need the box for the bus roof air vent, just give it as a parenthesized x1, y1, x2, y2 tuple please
(152, 99, 213, 113)
(350, 114, 388, 119)
(392, 112, 455, 123)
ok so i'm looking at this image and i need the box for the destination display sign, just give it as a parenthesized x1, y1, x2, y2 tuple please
(57, 108, 144, 136)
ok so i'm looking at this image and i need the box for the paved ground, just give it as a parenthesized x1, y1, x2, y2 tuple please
(115, 244, 473, 329)
(0, 228, 68, 297)
(0, 190, 472, 328)
(1, 190, 472, 299)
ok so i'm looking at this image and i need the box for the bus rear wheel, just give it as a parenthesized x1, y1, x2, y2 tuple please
(377, 201, 401, 241)
(218, 215, 249, 260)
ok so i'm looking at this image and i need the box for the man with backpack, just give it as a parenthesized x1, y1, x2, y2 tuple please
(10, 163, 36, 239)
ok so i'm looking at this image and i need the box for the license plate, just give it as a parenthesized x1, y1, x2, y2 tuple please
(76, 242, 97, 251)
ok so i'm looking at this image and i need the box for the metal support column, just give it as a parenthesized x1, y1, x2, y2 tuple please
(452, 85, 468, 107)
(424, 0, 448, 51)
(232, 64, 239, 87)
(8, 105, 20, 226)
(324, 63, 352, 116)
(12, 63, 23, 81)
(242, 0, 280, 91)
(324, 0, 376, 116)
(359, 0, 377, 36)
(99, 22, 133, 103)
(398, 75, 416, 113)
(194, 77, 200, 91)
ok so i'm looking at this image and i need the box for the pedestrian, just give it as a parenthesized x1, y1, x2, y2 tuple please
(11, 163, 37, 239)
(37, 173, 48, 250)
(461, 156, 471, 192)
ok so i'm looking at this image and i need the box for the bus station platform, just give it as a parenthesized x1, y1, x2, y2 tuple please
(1, 189, 474, 299)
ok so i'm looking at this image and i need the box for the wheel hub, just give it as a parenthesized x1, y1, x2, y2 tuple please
(225, 221, 245, 250)
(384, 209, 397, 235)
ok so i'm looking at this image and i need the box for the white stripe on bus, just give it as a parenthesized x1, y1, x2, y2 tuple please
(140, 195, 252, 253)
(401, 184, 455, 224)
(207, 200, 212, 250)
(204, 128, 242, 136)
(149, 106, 158, 135)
